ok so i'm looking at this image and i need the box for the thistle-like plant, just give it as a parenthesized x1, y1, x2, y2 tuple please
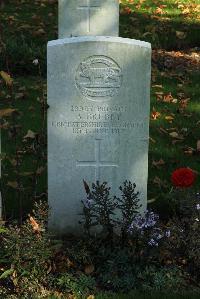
(82, 180, 117, 237)
(116, 181, 141, 235)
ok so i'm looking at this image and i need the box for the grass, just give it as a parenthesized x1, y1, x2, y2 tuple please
(1, 0, 200, 217)
(47, 291, 200, 298)
(95, 291, 200, 299)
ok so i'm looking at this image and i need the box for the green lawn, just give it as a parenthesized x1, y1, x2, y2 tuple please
(95, 291, 200, 299)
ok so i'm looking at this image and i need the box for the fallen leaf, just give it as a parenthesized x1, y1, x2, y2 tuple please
(33, 28, 46, 36)
(152, 159, 165, 168)
(149, 137, 156, 143)
(0, 108, 16, 118)
(176, 31, 187, 39)
(9, 159, 17, 166)
(23, 130, 36, 139)
(155, 7, 164, 14)
(151, 108, 161, 120)
(152, 84, 163, 89)
(0, 71, 13, 86)
(165, 115, 174, 122)
(36, 166, 45, 175)
(85, 264, 95, 275)
(15, 93, 25, 100)
(19, 172, 34, 177)
(179, 98, 190, 109)
(7, 181, 18, 189)
(153, 176, 167, 188)
(147, 198, 157, 204)
(197, 140, 200, 152)
(158, 127, 168, 134)
(169, 132, 184, 139)
(183, 147, 194, 155)
(163, 93, 174, 103)
(29, 216, 40, 233)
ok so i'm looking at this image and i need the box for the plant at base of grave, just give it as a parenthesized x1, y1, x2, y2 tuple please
(116, 180, 141, 239)
(137, 265, 189, 293)
(164, 193, 200, 279)
(57, 273, 96, 298)
(0, 201, 53, 298)
(82, 181, 117, 237)
(127, 210, 171, 262)
(96, 247, 137, 292)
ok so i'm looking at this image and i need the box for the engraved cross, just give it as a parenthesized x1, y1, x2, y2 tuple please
(77, 0, 101, 33)
(77, 139, 118, 182)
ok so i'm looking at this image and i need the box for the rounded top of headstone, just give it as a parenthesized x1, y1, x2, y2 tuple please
(48, 36, 151, 49)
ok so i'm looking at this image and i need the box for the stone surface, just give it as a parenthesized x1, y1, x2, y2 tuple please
(59, 0, 119, 38)
(47, 36, 151, 234)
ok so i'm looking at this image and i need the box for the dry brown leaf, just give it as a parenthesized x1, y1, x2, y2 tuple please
(155, 7, 164, 14)
(176, 31, 187, 39)
(19, 172, 34, 177)
(9, 159, 17, 166)
(152, 159, 165, 168)
(36, 166, 45, 175)
(179, 98, 190, 109)
(165, 115, 174, 122)
(15, 93, 25, 100)
(0, 108, 16, 118)
(151, 108, 161, 120)
(184, 148, 194, 155)
(0, 71, 13, 86)
(169, 132, 182, 139)
(152, 84, 163, 89)
(87, 296, 95, 299)
(147, 198, 157, 204)
(153, 176, 163, 187)
(163, 93, 173, 103)
(85, 264, 95, 275)
(182, 7, 190, 14)
(34, 28, 46, 36)
(7, 181, 18, 189)
(23, 130, 36, 139)
(29, 216, 40, 232)
(159, 127, 168, 134)
(197, 140, 200, 152)
(149, 137, 156, 143)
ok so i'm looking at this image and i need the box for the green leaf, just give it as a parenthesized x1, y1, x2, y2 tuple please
(0, 269, 14, 279)
(0, 227, 8, 234)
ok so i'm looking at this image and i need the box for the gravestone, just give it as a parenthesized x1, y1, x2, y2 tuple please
(48, 36, 151, 234)
(59, 0, 119, 38)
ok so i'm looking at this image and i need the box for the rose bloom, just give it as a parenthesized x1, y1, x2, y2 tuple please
(171, 168, 196, 188)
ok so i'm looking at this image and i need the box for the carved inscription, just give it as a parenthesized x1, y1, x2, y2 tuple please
(75, 56, 122, 100)
(51, 104, 145, 136)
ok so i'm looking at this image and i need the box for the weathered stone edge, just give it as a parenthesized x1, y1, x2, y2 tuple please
(48, 36, 151, 49)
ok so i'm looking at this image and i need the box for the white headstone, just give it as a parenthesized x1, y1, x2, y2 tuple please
(48, 36, 151, 234)
(59, 0, 119, 38)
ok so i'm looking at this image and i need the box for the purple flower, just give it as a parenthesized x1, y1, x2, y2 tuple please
(196, 204, 200, 210)
(148, 238, 158, 247)
(82, 197, 93, 209)
(129, 210, 159, 233)
(155, 233, 163, 240)
(165, 230, 171, 238)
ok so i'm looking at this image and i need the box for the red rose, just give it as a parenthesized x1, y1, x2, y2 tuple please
(171, 168, 196, 188)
